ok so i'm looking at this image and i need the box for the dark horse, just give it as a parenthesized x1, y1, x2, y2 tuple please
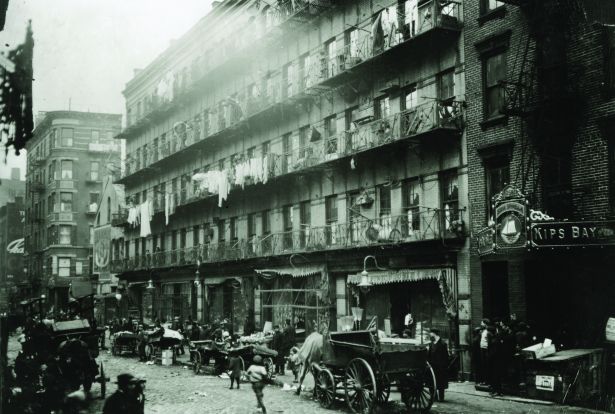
(57, 338, 99, 393)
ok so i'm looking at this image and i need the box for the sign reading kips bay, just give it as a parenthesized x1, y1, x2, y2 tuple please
(529, 221, 615, 248)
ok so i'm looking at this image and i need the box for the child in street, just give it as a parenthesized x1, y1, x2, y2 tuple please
(247, 355, 268, 414)
(228, 355, 242, 389)
(287, 346, 300, 383)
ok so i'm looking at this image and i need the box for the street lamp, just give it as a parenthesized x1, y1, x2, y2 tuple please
(146, 279, 155, 290)
(358, 255, 377, 294)
(115, 292, 122, 301)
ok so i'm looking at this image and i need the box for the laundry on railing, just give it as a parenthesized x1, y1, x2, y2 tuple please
(127, 205, 139, 228)
(164, 192, 177, 226)
(233, 156, 270, 188)
(192, 169, 231, 207)
(140, 199, 153, 238)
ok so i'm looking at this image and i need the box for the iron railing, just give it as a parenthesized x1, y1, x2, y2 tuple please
(111, 208, 465, 273)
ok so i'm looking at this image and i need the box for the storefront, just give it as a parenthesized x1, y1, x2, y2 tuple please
(346, 267, 457, 345)
(204, 275, 252, 335)
(254, 265, 332, 335)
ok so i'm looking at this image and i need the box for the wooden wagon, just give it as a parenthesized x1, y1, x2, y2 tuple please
(311, 330, 436, 413)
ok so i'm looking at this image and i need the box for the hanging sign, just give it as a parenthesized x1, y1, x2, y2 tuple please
(493, 185, 527, 250)
(529, 220, 615, 248)
(477, 227, 496, 256)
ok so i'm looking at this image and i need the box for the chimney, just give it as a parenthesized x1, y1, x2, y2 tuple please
(10, 168, 20, 181)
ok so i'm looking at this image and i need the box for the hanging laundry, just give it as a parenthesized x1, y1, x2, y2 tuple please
(350, 157, 356, 170)
(127, 205, 139, 228)
(140, 201, 152, 237)
(372, 11, 385, 55)
(165, 193, 170, 225)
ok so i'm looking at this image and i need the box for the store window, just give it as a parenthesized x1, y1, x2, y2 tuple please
(325, 195, 338, 245)
(485, 159, 510, 221)
(61, 160, 73, 179)
(403, 178, 421, 234)
(60, 192, 73, 212)
(440, 170, 459, 230)
(59, 225, 72, 245)
(483, 52, 507, 119)
(61, 128, 74, 147)
(58, 257, 71, 277)
(438, 69, 455, 102)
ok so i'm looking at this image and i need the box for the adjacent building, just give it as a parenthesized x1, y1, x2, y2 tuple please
(0, 195, 25, 312)
(466, 0, 615, 350)
(112, 0, 470, 371)
(24, 111, 121, 310)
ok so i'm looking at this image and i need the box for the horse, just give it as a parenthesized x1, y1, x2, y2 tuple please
(293, 329, 324, 395)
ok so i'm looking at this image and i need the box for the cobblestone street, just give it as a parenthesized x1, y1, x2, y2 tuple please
(80, 344, 607, 414)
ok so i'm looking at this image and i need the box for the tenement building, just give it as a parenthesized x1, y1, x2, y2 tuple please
(113, 0, 469, 369)
(467, 0, 615, 348)
(24, 111, 122, 310)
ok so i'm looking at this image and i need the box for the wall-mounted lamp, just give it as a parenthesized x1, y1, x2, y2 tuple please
(146, 279, 155, 290)
(358, 255, 377, 294)
(115, 292, 122, 301)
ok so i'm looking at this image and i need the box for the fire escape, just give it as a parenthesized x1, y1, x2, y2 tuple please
(498, 0, 585, 217)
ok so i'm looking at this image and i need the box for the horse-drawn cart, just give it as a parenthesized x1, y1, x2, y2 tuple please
(228, 344, 278, 379)
(311, 330, 436, 414)
(111, 331, 139, 356)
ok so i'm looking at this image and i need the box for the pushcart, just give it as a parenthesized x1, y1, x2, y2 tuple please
(111, 331, 138, 356)
(228, 344, 278, 380)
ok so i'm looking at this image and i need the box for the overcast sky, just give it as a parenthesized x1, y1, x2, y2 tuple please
(0, 0, 214, 179)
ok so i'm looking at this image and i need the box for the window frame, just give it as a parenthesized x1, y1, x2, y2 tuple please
(483, 51, 507, 120)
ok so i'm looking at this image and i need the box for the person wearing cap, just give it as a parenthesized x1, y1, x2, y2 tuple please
(247, 355, 268, 414)
(103, 373, 146, 414)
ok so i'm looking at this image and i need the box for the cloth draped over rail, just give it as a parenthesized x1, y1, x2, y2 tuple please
(191, 170, 231, 207)
(139, 200, 153, 237)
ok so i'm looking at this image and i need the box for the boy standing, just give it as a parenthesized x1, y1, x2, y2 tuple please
(247, 355, 268, 414)
(228, 355, 242, 389)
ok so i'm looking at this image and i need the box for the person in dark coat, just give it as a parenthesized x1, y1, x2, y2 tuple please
(102, 373, 146, 414)
(427, 328, 449, 402)
(271, 325, 285, 375)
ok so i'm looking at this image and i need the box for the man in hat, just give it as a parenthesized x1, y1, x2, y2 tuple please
(427, 328, 449, 402)
(103, 373, 146, 414)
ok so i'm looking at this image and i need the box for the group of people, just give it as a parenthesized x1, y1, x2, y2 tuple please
(270, 319, 298, 378)
(473, 316, 532, 396)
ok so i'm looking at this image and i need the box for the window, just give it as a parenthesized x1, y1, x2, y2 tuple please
(483, 0, 503, 13)
(440, 170, 459, 230)
(262, 210, 271, 235)
(90, 161, 99, 181)
(248, 213, 257, 238)
(282, 133, 292, 173)
(247, 146, 256, 159)
(48, 160, 56, 182)
(402, 85, 418, 111)
(59, 225, 72, 245)
(298, 54, 307, 90)
(325, 38, 337, 77)
(378, 185, 392, 237)
(299, 201, 311, 247)
(283, 205, 293, 249)
(403, 178, 421, 234)
(58, 257, 71, 277)
(107, 196, 111, 223)
(60, 192, 73, 212)
(325, 115, 337, 154)
(298, 126, 310, 159)
(283, 63, 295, 98)
(89, 225, 94, 244)
(485, 159, 510, 221)
(218, 219, 226, 242)
(375, 96, 390, 120)
(325, 195, 338, 245)
(230, 217, 238, 241)
(91, 130, 99, 143)
(61, 128, 74, 147)
(262, 141, 270, 156)
(345, 28, 360, 59)
(47, 193, 54, 213)
(61, 160, 73, 179)
(438, 69, 455, 102)
(484, 52, 507, 119)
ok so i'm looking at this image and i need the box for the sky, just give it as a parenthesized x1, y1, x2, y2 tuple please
(0, 0, 214, 180)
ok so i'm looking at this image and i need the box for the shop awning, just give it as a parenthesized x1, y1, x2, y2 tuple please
(347, 268, 452, 286)
(255, 265, 325, 278)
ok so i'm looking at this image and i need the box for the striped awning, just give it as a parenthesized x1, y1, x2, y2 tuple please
(255, 265, 325, 278)
(347, 268, 453, 286)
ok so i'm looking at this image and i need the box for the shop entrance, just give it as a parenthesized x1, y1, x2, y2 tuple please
(482, 261, 509, 320)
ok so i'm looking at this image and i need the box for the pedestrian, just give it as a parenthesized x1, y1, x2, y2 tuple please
(228, 355, 242, 389)
(102, 373, 146, 414)
(427, 328, 449, 402)
(479, 318, 492, 386)
(247, 355, 268, 414)
(287, 346, 300, 383)
(271, 325, 285, 375)
(489, 322, 505, 396)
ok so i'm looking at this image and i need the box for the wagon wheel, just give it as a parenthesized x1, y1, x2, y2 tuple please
(99, 362, 106, 399)
(315, 368, 336, 409)
(377, 374, 391, 403)
(404, 362, 436, 413)
(344, 358, 377, 414)
(263, 357, 275, 379)
(193, 351, 202, 374)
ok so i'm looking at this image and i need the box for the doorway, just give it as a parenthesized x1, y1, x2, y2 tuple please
(481, 261, 510, 320)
